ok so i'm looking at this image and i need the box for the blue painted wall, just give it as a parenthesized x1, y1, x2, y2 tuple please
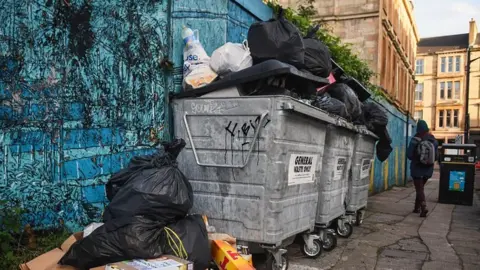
(0, 0, 272, 231)
(0, 0, 171, 231)
(369, 96, 416, 194)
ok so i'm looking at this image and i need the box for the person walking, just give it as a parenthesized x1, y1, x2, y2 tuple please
(407, 120, 438, 217)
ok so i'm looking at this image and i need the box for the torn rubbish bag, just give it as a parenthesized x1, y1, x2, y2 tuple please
(247, 8, 305, 68)
(163, 215, 210, 270)
(105, 140, 186, 201)
(303, 25, 332, 77)
(326, 83, 362, 121)
(103, 139, 193, 223)
(59, 216, 167, 269)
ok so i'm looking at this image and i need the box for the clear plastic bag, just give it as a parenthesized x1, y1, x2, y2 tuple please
(210, 41, 253, 76)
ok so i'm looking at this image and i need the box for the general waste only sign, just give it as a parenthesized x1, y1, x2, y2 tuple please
(288, 154, 318, 185)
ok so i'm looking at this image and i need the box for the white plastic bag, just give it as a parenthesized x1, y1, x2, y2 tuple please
(210, 41, 253, 76)
(83, 222, 103, 237)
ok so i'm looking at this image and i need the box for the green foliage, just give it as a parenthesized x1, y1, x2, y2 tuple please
(266, 0, 382, 96)
(0, 201, 69, 270)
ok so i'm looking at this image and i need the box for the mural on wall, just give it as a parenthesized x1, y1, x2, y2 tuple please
(0, 0, 170, 231)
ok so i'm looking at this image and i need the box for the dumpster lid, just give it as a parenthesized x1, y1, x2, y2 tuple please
(441, 143, 477, 150)
(172, 60, 330, 99)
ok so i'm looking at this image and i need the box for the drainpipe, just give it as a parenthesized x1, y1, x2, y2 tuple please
(404, 110, 409, 186)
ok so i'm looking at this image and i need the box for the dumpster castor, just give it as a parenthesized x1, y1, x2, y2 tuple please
(336, 223, 353, 238)
(266, 251, 289, 270)
(301, 239, 323, 258)
(322, 232, 337, 251)
(354, 210, 364, 226)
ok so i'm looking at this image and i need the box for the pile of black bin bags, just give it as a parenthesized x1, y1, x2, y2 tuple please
(59, 139, 210, 270)
(248, 9, 332, 78)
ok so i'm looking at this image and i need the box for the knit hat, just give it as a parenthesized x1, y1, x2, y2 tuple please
(416, 120, 429, 134)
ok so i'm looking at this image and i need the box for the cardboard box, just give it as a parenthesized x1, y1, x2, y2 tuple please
(19, 232, 104, 270)
(105, 256, 193, 270)
(20, 232, 192, 270)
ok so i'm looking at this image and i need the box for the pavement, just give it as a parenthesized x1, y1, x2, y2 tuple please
(286, 170, 480, 270)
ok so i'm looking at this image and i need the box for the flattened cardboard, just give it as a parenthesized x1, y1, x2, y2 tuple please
(22, 249, 65, 270)
(105, 256, 193, 270)
(60, 232, 83, 252)
(19, 232, 106, 270)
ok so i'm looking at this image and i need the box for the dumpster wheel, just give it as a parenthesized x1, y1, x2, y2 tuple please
(266, 252, 289, 270)
(301, 239, 323, 258)
(355, 211, 363, 226)
(337, 223, 353, 238)
(322, 232, 337, 251)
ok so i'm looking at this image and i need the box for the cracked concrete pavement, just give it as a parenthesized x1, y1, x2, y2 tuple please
(286, 170, 480, 270)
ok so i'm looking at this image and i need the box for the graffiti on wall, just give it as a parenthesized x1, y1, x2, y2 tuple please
(0, 0, 170, 231)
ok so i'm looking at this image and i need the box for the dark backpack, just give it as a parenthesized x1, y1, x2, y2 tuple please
(414, 137, 436, 165)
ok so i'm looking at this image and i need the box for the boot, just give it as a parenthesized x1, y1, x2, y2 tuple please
(420, 203, 428, 217)
(413, 200, 420, 213)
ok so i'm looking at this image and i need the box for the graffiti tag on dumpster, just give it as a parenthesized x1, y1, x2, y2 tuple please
(223, 115, 271, 164)
(288, 154, 318, 185)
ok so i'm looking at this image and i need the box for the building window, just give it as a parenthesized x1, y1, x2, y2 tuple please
(414, 110, 423, 121)
(415, 83, 423, 101)
(454, 81, 461, 99)
(440, 81, 461, 100)
(439, 110, 444, 127)
(455, 56, 461, 72)
(446, 110, 452, 127)
(448, 56, 453, 72)
(440, 82, 445, 99)
(453, 109, 459, 127)
(447, 81, 452, 99)
(441, 57, 446, 72)
(416, 59, 424, 74)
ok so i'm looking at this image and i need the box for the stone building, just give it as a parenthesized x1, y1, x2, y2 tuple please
(279, 0, 419, 113)
(415, 19, 480, 145)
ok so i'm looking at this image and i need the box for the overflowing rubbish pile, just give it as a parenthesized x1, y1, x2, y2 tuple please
(33, 139, 211, 270)
(180, 8, 393, 162)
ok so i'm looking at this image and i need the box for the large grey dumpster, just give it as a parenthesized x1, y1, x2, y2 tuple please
(346, 127, 377, 225)
(172, 96, 335, 265)
(314, 120, 357, 238)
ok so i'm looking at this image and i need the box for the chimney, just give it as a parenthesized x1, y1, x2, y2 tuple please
(469, 18, 477, 46)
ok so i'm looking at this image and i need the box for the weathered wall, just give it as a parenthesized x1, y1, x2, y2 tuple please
(369, 96, 416, 194)
(0, 0, 271, 231)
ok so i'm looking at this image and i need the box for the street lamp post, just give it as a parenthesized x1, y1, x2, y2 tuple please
(464, 47, 480, 143)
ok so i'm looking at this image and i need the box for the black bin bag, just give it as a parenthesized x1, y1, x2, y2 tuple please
(247, 8, 305, 68)
(105, 140, 187, 201)
(312, 94, 349, 119)
(326, 83, 362, 121)
(103, 139, 193, 223)
(376, 140, 393, 162)
(303, 25, 332, 77)
(59, 216, 166, 270)
(362, 101, 388, 130)
(163, 215, 210, 270)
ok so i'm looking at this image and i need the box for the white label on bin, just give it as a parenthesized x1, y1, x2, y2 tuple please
(333, 157, 347, 181)
(288, 154, 318, 185)
(360, 159, 372, 179)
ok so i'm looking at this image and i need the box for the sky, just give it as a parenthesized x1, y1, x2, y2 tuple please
(414, 0, 480, 38)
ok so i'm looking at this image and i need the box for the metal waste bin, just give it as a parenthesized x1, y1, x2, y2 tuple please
(346, 127, 377, 225)
(438, 144, 476, 206)
(172, 96, 336, 266)
(314, 120, 357, 240)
